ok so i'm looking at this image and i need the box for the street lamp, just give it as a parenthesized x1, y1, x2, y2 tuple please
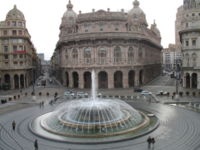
(32, 67, 35, 95)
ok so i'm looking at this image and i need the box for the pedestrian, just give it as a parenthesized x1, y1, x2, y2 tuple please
(147, 136, 152, 149)
(151, 137, 155, 148)
(34, 139, 38, 150)
(12, 120, 16, 131)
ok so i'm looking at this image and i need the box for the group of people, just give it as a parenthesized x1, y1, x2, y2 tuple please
(147, 136, 155, 149)
(39, 101, 44, 108)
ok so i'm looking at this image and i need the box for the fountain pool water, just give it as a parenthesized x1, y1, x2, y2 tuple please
(31, 70, 157, 143)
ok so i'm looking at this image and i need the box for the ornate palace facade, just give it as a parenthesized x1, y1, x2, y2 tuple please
(0, 5, 40, 90)
(179, 0, 200, 89)
(53, 0, 162, 89)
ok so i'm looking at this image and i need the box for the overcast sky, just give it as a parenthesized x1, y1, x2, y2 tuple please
(0, 0, 183, 60)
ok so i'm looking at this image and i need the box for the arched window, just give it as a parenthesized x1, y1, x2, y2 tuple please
(114, 46, 121, 63)
(98, 47, 107, 64)
(128, 47, 134, 64)
(84, 48, 91, 64)
(72, 48, 78, 64)
(192, 53, 197, 67)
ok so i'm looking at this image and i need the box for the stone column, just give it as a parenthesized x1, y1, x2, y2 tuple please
(198, 73, 200, 89)
(190, 74, 192, 88)
(62, 70, 66, 86)
(183, 74, 186, 88)
(23, 74, 26, 88)
(134, 70, 139, 87)
(18, 74, 21, 89)
(11, 75, 14, 90)
(123, 70, 129, 88)
(69, 71, 73, 88)
(108, 71, 114, 89)
(79, 71, 84, 89)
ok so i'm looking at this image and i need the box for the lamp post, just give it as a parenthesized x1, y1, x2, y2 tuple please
(32, 67, 35, 95)
(175, 55, 180, 100)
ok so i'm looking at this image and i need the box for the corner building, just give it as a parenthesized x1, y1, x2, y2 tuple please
(179, 0, 200, 89)
(0, 5, 39, 90)
(55, 0, 162, 89)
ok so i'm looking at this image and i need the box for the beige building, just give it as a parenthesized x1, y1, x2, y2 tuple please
(0, 5, 40, 90)
(178, 0, 200, 89)
(53, 0, 162, 89)
(162, 44, 182, 73)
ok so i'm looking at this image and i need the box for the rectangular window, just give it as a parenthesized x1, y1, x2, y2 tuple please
(4, 55, 8, 59)
(192, 39, 196, 46)
(14, 61, 18, 65)
(19, 54, 23, 58)
(3, 30, 8, 35)
(12, 39, 18, 43)
(185, 40, 189, 46)
(4, 46, 8, 52)
(7, 21, 10, 26)
(12, 21, 16, 26)
(13, 45, 17, 52)
(18, 39, 23, 43)
(18, 30, 22, 35)
(18, 22, 22, 26)
(3, 40, 8, 44)
(13, 54, 17, 59)
(19, 45, 23, 51)
(12, 30, 17, 35)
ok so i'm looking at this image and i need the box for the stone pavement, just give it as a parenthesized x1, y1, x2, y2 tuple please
(0, 98, 200, 150)
(0, 75, 200, 149)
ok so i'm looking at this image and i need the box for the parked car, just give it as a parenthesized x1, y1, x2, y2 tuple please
(98, 93, 102, 97)
(141, 90, 152, 95)
(36, 82, 41, 86)
(156, 90, 164, 95)
(134, 88, 143, 92)
(64, 90, 75, 97)
(77, 92, 88, 98)
(156, 90, 168, 96)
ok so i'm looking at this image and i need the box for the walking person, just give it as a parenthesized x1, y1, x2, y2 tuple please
(12, 120, 16, 131)
(34, 139, 38, 150)
(147, 136, 152, 149)
(151, 137, 155, 149)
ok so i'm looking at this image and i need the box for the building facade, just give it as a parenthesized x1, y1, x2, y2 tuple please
(0, 5, 40, 90)
(53, 0, 162, 89)
(179, 0, 200, 89)
(162, 44, 182, 73)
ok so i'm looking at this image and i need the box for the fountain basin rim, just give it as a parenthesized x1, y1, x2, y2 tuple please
(39, 111, 150, 138)
(57, 110, 131, 128)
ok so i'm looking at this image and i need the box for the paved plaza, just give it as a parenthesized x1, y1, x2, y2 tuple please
(0, 75, 200, 150)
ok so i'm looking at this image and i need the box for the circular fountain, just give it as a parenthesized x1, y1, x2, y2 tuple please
(31, 71, 158, 143)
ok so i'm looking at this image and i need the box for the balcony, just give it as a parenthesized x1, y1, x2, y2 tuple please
(63, 58, 146, 68)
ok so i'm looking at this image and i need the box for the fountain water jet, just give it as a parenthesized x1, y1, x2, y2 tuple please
(91, 70, 97, 101)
